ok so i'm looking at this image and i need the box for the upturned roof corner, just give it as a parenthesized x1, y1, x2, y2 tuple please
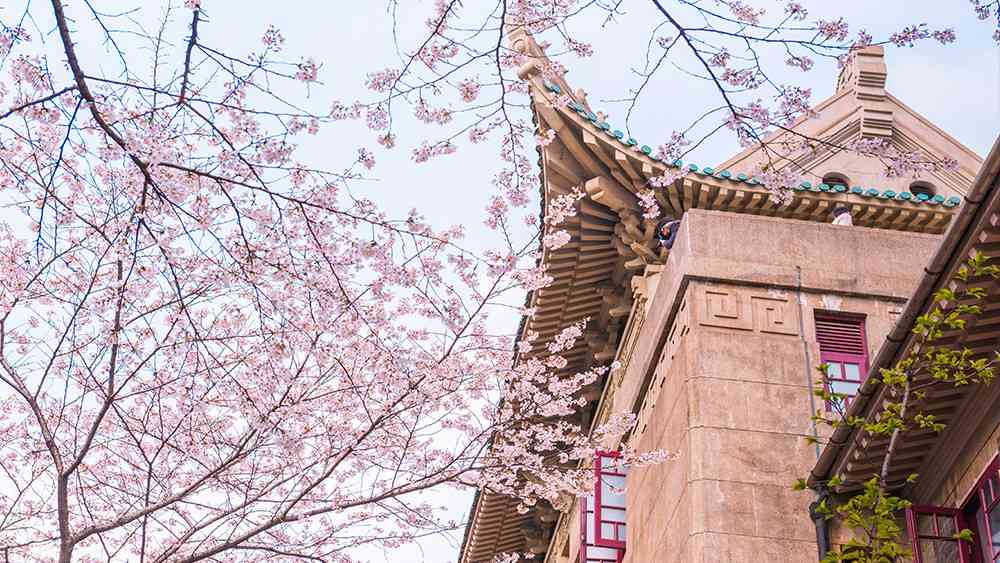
(506, 24, 593, 115)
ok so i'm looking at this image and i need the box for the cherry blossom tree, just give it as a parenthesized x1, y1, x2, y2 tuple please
(0, 0, 995, 561)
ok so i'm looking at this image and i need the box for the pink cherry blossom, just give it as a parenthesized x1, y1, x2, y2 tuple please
(412, 141, 457, 162)
(784, 2, 808, 20)
(458, 78, 481, 102)
(637, 189, 660, 220)
(295, 58, 318, 82)
(0, 1, 979, 560)
(261, 24, 284, 50)
(817, 18, 849, 41)
(366, 67, 401, 93)
(535, 128, 556, 147)
(358, 147, 375, 169)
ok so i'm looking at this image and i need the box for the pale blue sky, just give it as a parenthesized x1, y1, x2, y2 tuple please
(7, 0, 999, 560)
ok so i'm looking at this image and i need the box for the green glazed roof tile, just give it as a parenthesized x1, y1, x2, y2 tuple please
(545, 105, 964, 213)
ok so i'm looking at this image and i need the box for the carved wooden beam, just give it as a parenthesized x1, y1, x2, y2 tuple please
(584, 176, 639, 213)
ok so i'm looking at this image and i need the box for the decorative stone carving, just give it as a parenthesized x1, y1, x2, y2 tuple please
(701, 289, 752, 331)
(697, 285, 799, 336)
(753, 295, 799, 335)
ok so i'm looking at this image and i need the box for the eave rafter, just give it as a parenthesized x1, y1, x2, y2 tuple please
(462, 27, 968, 563)
(822, 212, 1000, 496)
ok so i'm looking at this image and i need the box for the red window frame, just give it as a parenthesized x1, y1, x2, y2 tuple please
(579, 451, 626, 563)
(593, 451, 626, 548)
(907, 505, 972, 563)
(579, 498, 623, 563)
(962, 455, 1000, 562)
(815, 313, 869, 408)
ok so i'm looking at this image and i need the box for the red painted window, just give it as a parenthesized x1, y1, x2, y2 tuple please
(962, 456, 1000, 562)
(906, 455, 1000, 563)
(815, 313, 869, 407)
(580, 451, 626, 563)
(907, 506, 972, 563)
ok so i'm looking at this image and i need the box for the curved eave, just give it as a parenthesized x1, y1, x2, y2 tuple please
(461, 44, 967, 561)
(808, 134, 1000, 495)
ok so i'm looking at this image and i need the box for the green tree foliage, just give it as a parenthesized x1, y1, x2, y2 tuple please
(803, 252, 1000, 562)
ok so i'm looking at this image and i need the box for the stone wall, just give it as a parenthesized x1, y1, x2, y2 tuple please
(617, 209, 939, 563)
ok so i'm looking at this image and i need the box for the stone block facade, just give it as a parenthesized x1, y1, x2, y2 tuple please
(618, 210, 938, 562)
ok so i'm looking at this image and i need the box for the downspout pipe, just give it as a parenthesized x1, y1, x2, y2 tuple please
(795, 264, 831, 559)
(810, 487, 832, 560)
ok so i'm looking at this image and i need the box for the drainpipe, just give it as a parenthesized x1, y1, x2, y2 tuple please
(794, 265, 831, 560)
(810, 486, 832, 559)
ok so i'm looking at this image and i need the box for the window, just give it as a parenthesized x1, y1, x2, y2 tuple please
(906, 507, 971, 563)
(822, 172, 851, 189)
(962, 456, 1000, 562)
(908, 456, 1000, 562)
(910, 181, 937, 200)
(815, 313, 869, 407)
(580, 451, 626, 563)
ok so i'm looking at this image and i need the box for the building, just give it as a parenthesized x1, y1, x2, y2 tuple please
(459, 27, 999, 563)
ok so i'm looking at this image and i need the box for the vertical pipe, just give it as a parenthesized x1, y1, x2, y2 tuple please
(794, 265, 831, 559)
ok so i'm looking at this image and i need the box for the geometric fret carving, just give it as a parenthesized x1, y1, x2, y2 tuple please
(698, 286, 799, 336)
(701, 289, 753, 330)
(753, 295, 798, 335)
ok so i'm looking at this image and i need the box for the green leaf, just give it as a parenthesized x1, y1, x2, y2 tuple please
(954, 528, 975, 542)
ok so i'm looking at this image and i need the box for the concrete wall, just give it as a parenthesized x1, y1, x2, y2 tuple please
(619, 210, 940, 563)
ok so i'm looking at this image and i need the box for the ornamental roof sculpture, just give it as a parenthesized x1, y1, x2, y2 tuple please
(459, 26, 984, 563)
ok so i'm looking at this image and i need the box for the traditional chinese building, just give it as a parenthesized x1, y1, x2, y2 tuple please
(459, 28, 1000, 563)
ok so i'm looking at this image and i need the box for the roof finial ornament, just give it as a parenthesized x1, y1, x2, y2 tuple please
(504, 21, 591, 112)
(506, 22, 547, 80)
(836, 45, 887, 95)
(837, 45, 892, 138)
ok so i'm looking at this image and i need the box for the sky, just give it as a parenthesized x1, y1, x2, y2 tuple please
(4, 0, 1000, 561)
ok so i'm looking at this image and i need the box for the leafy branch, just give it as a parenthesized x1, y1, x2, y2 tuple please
(799, 252, 1000, 562)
